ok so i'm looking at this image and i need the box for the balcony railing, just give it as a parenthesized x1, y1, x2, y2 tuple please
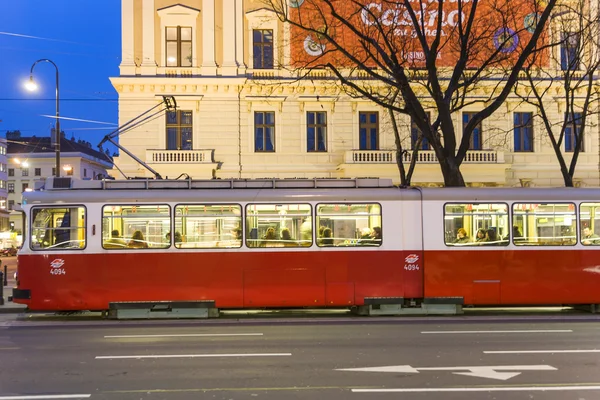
(146, 149, 214, 164)
(345, 150, 504, 164)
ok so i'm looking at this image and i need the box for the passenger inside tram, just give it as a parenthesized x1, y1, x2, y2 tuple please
(454, 228, 470, 244)
(582, 227, 600, 245)
(128, 230, 148, 248)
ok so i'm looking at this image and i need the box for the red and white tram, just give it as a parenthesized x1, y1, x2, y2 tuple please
(11, 176, 600, 313)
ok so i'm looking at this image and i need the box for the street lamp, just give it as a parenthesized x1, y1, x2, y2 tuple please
(25, 59, 61, 178)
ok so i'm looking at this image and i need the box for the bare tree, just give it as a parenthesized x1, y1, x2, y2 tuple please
(514, 0, 599, 187)
(265, 0, 558, 186)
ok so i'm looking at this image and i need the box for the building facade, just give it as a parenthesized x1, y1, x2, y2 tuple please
(0, 139, 11, 248)
(111, 0, 600, 187)
(7, 137, 112, 242)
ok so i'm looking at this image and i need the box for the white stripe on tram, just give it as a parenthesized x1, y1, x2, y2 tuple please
(485, 349, 600, 354)
(96, 353, 291, 359)
(104, 333, 264, 338)
(421, 330, 573, 334)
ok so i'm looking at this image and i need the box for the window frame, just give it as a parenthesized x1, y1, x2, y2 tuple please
(254, 111, 276, 152)
(307, 111, 327, 152)
(359, 111, 379, 150)
(166, 110, 193, 150)
(514, 112, 534, 152)
(565, 112, 583, 152)
(463, 112, 483, 151)
(443, 202, 510, 247)
(29, 205, 87, 251)
(173, 203, 243, 249)
(101, 204, 172, 250)
(165, 26, 193, 68)
(7, 183, 14, 194)
(560, 31, 580, 71)
(34, 168, 41, 177)
(411, 114, 431, 150)
(316, 202, 383, 248)
(512, 202, 577, 246)
(245, 203, 313, 248)
(252, 29, 274, 69)
(8, 169, 14, 177)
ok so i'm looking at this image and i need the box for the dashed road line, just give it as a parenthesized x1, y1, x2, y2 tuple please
(96, 352, 291, 359)
(485, 349, 600, 354)
(104, 333, 263, 338)
(421, 330, 573, 334)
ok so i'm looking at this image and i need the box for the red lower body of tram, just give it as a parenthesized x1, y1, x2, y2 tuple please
(14, 250, 423, 311)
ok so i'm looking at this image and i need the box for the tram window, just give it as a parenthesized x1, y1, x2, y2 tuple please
(512, 203, 576, 246)
(174, 204, 242, 248)
(102, 205, 170, 249)
(579, 203, 600, 245)
(316, 203, 382, 247)
(31, 207, 86, 250)
(245, 204, 312, 248)
(444, 203, 508, 246)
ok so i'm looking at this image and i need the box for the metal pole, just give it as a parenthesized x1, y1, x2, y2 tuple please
(2, 265, 6, 286)
(55, 65, 60, 177)
(30, 59, 60, 177)
(0, 270, 4, 306)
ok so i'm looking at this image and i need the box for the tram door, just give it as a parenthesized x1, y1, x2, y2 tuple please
(400, 198, 424, 299)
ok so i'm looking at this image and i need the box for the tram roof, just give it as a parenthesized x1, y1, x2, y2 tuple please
(20, 177, 600, 205)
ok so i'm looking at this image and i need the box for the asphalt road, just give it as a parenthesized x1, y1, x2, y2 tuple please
(1, 318, 600, 400)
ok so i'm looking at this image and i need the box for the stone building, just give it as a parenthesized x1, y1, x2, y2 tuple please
(111, 0, 600, 187)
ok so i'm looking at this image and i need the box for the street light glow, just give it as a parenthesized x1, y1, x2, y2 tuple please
(24, 77, 38, 92)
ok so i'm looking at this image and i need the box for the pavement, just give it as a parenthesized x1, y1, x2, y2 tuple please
(0, 256, 26, 313)
(1, 319, 600, 399)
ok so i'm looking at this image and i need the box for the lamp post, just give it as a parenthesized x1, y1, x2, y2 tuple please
(25, 59, 60, 178)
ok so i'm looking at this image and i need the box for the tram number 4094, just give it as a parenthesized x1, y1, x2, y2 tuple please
(50, 268, 66, 276)
(403, 264, 420, 271)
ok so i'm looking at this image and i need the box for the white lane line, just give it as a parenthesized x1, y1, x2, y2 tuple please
(485, 349, 600, 354)
(0, 396, 91, 400)
(104, 333, 263, 338)
(96, 353, 291, 359)
(352, 386, 600, 393)
(421, 330, 573, 334)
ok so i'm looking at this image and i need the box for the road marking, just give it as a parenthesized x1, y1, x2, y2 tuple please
(103, 333, 263, 338)
(0, 396, 91, 400)
(421, 330, 573, 334)
(105, 386, 379, 394)
(352, 385, 600, 393)
(96, 353, 291, 359)
(485, 349, 600, 354)
(337, 364, 556, 381)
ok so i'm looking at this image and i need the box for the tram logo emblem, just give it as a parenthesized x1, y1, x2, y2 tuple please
(405, 254, 419, 264)
(50, 259, 65, 269)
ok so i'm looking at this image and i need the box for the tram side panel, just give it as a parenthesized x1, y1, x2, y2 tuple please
(421, 195, 600, 306)
(16, 198, 424, 311)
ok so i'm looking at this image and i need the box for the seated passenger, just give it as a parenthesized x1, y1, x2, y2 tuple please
(174, 231, 183, 247)
(320, 227, 334, 246)
(280, 228, 297, 247)
(454, 228, 470, 244)
(128, 230, 149, 248)
(105, 229, 126, 248)
(482, 229, 499, 245)
(371, 226, 382, 242)
(475, 229, 486, 243)
(261, 227, 277, 247)
(582, 227, 600, 245)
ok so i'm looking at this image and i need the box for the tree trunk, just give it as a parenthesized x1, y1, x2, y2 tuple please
(439, 157, 466, 187)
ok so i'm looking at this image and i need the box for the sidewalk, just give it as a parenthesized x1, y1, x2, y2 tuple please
(0, 257, 27, 313)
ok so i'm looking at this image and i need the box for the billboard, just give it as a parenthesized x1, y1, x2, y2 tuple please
(289, 0, 549, 69)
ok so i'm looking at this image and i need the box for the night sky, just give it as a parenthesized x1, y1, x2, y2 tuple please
(0, 0, 121, 153)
